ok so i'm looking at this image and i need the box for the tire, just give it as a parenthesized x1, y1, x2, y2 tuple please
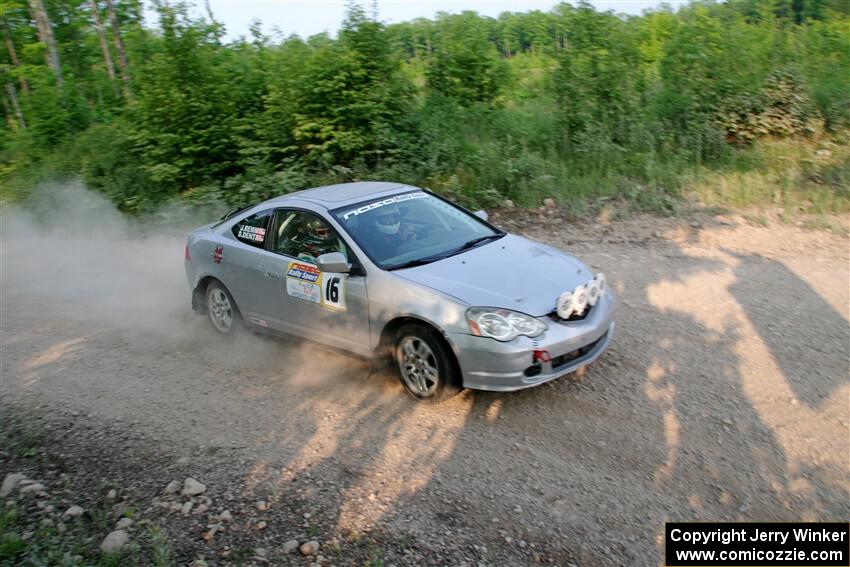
(394, 323, 462, 402)
(205, 281, 239, 336)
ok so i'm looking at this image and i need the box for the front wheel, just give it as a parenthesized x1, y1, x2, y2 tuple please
(205, 281, 238, 335)
(394, 324, 462, 402)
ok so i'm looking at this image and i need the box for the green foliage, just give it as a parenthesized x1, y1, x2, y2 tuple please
(0, 0, 848, 216)
(425, 11, 509, 105)
(720, 70, 815, 143)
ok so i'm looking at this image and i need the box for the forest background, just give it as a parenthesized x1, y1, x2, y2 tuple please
(1, 0, 848, 220)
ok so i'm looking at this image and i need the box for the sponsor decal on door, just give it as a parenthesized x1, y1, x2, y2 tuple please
(285, 262, 347, 310)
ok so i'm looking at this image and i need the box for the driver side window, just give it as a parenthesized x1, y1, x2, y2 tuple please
(272, 210, 348, 264)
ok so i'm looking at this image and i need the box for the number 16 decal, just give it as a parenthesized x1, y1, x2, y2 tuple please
(322, 273, 347, 310)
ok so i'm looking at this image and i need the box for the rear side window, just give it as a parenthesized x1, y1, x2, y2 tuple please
(232, 211, 272, 248)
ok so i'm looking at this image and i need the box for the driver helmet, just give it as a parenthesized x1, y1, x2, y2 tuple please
(302, 218, 333, 249)
(375, 204, 401, 235)
(307, 218, 331, 240)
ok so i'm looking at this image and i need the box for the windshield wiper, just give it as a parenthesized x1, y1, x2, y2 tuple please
(387, 255, 447, 271)
(452, 233, 504, 254)
(386, 233, 504, 271)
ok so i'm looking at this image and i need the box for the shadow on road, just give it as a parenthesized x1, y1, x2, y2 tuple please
(3, 212, 848, 564)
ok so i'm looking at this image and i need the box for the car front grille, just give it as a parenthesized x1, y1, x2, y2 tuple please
(550, 332, 607, 370)
(522, 331, 608, 378)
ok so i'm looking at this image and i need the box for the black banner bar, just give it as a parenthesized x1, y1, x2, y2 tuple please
(666, 522, 849, 566)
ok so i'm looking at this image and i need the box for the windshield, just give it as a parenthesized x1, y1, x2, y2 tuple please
(331, 191, 502, 270)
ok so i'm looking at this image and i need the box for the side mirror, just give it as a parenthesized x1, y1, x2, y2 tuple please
(474, 210, 489, 222)
(316, 252, 350, 274)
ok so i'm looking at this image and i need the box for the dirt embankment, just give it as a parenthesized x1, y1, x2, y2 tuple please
(1, 187, 848, 566)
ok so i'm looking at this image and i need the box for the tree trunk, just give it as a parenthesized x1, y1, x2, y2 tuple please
(2, 20, 30, 95)
(2, 95, 16, 130)
(104, 0, 132, 100)
(5, 82, 26, 130)
(88, 0, 116, 82)
(29, 0, 63, 88)
(204, 0, 217, 25)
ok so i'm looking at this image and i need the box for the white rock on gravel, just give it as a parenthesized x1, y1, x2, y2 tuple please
(217, 510, 232, 522)
(283, 539, 299, 553)
(202, 524, 223, 541)
(0, 473, 25, 497)
(100, 530, 129, 554)
(115, 517, 133, 530)
(181, 478, 206, 496)
(255, 520, 268, 530)
(63, 506, 85, 518)
(255, 500, 268, 511)
(106, 489, 117, 501)
(19, 483, 45, 495)
(300, 541, 319, 556)
(164, 480, 181, 494)
(543, 198, 556, 209)
(181, 501, 193, 515)
(193, 504, 209, 515)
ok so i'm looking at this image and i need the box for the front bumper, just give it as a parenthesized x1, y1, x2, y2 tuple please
(448, 291, 616, 392)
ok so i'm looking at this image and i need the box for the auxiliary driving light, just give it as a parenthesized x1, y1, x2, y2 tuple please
(556, 291, 574, 319)
(573, 284, 588, 315)
(587, 279, 600, 306)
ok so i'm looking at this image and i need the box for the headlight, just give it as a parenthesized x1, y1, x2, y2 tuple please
(467, 307, 547, 341)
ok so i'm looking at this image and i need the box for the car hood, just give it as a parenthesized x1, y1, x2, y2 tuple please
(395, 234, 592, 316)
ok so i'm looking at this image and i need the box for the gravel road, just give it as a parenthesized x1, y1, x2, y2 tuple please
(2, 190, 848, 565)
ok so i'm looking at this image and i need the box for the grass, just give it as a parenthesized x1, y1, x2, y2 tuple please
(0, 498, 181, 567)
(0, 500, 136, 566)
(688, 134, 850, 218)
(3, 119, 847, 230)
(0, 413, 177, 567)
(0, 417, 42, 460)
(147, 525, 175, 567)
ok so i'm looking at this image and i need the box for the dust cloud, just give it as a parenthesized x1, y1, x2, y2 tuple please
(0, 181, 378, 388)
(1, 182, 198, 336)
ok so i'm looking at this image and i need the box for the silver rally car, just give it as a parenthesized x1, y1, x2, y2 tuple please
(185, 182, 615, 401)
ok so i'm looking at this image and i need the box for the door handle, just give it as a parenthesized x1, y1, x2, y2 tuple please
(265, 271, 280, 280)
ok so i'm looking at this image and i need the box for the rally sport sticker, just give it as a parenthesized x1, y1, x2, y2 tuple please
(285, 262, 346, 310)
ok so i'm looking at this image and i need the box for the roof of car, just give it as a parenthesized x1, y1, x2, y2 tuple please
(268, 181, 416, 208)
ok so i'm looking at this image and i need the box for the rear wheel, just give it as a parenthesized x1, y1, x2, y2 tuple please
(205, 281, 238, 335)
(394, 323, 461, 402)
